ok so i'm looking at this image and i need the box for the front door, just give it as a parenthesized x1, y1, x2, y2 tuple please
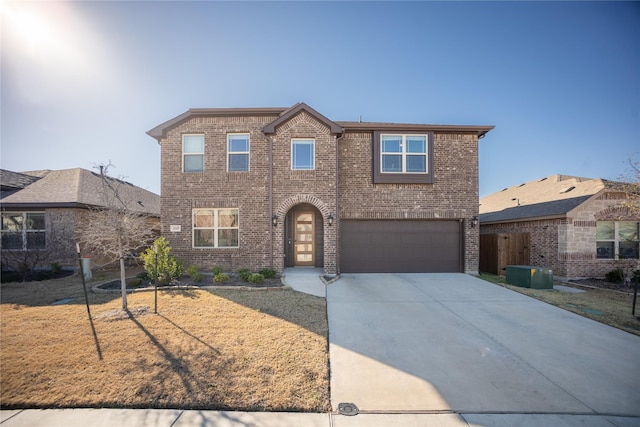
(294, 211, 314, 266)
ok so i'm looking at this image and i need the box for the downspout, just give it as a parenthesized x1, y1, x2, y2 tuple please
(335, 131, 345, 275)
(268, 135, 274, 269)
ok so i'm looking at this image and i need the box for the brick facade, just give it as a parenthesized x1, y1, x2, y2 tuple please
(481, 192, 640, 279)
(153, 104, 490, 275)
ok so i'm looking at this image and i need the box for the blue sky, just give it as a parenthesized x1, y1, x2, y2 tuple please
(2, 1, 638, 196)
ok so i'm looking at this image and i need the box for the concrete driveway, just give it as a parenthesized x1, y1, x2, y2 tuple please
(327, 273, 640, 418)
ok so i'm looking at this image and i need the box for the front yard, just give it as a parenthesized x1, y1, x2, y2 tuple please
(0, 268, 330, 411)
(479, 273, 640, 337)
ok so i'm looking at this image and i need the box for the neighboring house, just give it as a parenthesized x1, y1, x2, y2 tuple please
(1, 168, 160, 270)
(148, 102, 493, 275)
(479, 174, 640, 279)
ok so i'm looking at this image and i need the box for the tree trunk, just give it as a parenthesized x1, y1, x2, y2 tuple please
(118, 234, 127, 310)
(120, 257, 127, 310)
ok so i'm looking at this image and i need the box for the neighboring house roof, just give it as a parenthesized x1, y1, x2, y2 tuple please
(0, 169, 42, 198)
(0, 168, 160, 216)
(147, 102, 495, 142)
(479, 174, 617, 224)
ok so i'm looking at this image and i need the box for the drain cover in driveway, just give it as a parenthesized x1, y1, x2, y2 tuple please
(337, 402, 359, 416)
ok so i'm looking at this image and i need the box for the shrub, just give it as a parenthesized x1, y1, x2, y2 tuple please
(127, 278, 143, 287)
(212, 266, 223, 276)
(50, 262, 63, 275)
(186, 265, 203, 283)
(237, 268, 251, 282)
(605, 268, 624, 283)
(140, 237, 183, 284)
(186, 264, 198, 276)
(248, 273, 264, 285)
(214, 273, 229, 283)
(136, 271, 148, 280)
(258, 268, 277, 279)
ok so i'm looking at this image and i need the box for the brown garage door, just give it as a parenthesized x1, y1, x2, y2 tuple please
(340, 220, 462, 273)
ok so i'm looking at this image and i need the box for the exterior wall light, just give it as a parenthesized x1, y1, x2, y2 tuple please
(328, 214, 334, 226)
(272, 215, 278, 227)
(471, 216, 479, 228)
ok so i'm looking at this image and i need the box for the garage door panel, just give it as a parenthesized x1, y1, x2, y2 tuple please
(341, 220, 461, 273)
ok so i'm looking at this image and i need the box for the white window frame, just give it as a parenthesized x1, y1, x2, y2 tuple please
(1, 211, 46, 250)
(182, 134, 205, 173)
(596, 221, 640, 260)
(380, 134, 428, 174)
(227, 133, 250, 172)
(291, 138, 315, 170)
(192, 208, 239, 248)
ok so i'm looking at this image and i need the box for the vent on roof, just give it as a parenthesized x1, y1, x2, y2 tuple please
(538, 177, 548, 182)
(517, 183, 525, 187)
(560, 186, 575, 194)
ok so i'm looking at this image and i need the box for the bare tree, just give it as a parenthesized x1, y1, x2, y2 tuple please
(617, 153, 640, 216)
(77, 163, 155, 310)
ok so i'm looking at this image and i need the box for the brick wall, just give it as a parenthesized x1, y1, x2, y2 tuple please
(160, 114, 278, 273)
(481, 192, 640, 279)
(159, 111, 481, 275)
(338, 131, 480, 274)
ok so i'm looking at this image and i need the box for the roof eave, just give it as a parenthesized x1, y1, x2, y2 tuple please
(263, 102, 344, 135)
(336, 122, 495, 137)
(147, 107, 288, 142)
(480, 213, 567, 225)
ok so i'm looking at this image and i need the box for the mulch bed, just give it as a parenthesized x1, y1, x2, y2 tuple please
(96, 275, 283, 291)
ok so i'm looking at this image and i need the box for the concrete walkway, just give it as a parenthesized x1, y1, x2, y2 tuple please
(327, 273, 640, 422)
(282, 267, 326, 297)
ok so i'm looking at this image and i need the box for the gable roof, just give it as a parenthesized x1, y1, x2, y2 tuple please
(147, 102, 494, 142)
(0, 168, 159, 216)
(147, 107, 286, 142)
(479, 174, 613, 223)
(262, 102, 343, 135)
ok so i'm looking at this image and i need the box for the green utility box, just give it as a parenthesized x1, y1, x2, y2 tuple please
(505, 265, 553, 289)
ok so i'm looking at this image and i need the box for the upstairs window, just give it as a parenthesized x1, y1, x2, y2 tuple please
(227, 134, 250, 172)
(381, 134, 427, 173)
(292, 139, 315, 170)
(183, 134, 204, 172)
(1, 212, 46, 250)
(373, 131, 433, 184)
(596, 221, 639, 259)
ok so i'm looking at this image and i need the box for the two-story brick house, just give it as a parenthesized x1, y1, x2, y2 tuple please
(147, 103, 493, 276)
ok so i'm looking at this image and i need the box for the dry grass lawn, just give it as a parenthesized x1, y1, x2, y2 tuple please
(0, 268, 330, 411)
(479, 273, 640, 337)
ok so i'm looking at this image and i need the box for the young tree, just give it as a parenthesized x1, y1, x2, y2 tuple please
(78, 163, 155, 310)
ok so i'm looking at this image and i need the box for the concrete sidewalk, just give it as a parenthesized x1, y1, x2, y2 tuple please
(3, 408, 639, 426)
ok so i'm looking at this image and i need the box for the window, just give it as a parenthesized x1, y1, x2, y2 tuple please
(596, 221, 639, 259)
(183, 134, 204, 172)
(193, 208, 239, 248)
(1, 212, 46, 250)
(292, 139, 315, 170)
(381, 134, 427, 173)
(373, 131, 433, 184)
(227, 134, 250, 172)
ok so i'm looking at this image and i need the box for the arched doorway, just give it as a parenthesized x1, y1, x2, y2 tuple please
(284, 204, 324, 268)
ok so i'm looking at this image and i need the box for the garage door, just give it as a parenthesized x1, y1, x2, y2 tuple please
(340, 220, 462, 273)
